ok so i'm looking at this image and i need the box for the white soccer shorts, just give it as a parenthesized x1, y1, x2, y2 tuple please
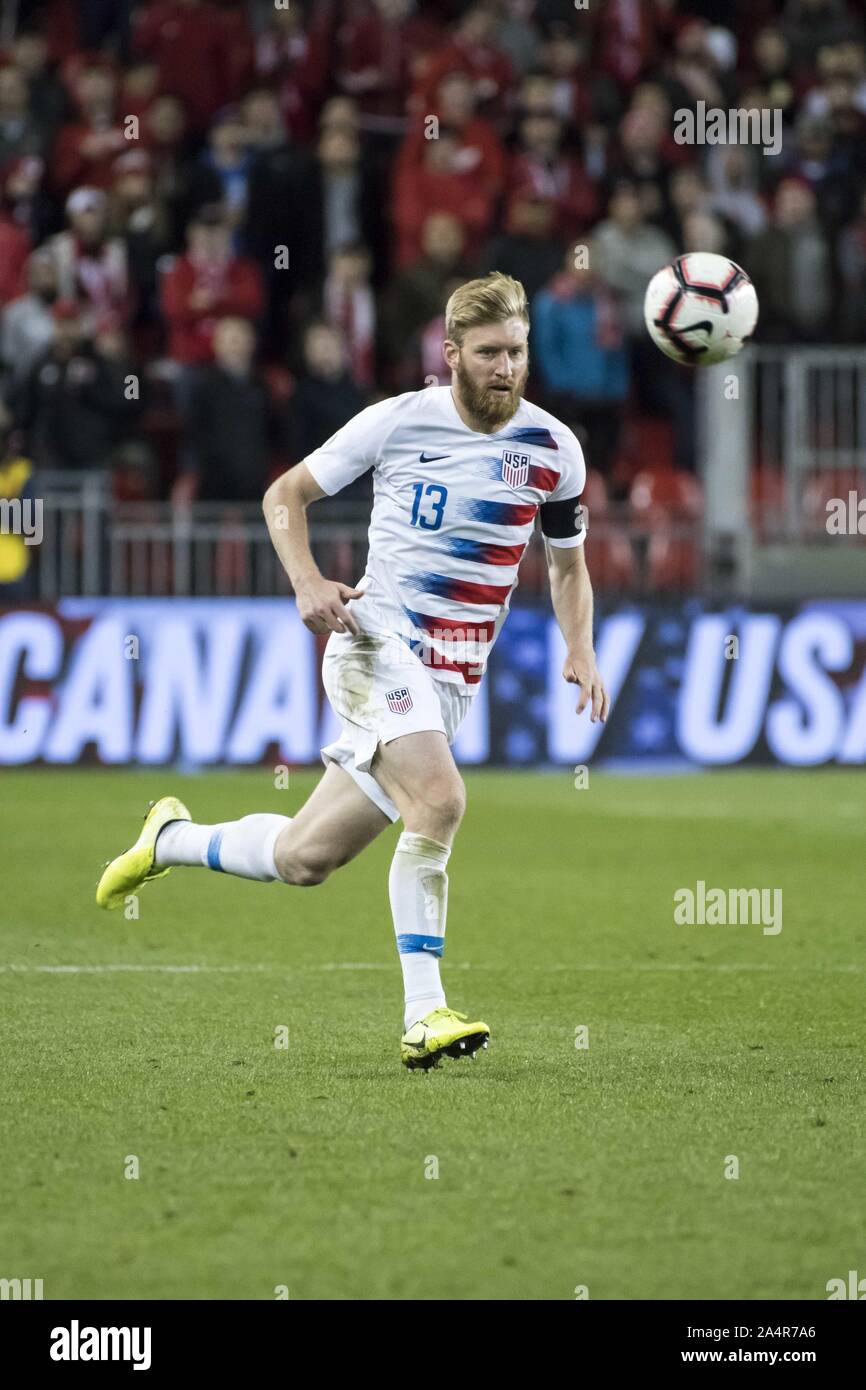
(319, 630, 475, 823)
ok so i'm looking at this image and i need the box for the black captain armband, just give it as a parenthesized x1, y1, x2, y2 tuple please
(539, 496, 587, 540)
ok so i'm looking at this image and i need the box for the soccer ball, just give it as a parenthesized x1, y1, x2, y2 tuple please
(644, 253, 759, 366)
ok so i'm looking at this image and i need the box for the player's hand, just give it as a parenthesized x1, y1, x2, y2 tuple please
(295, 577, 365, 636)
(563, 645, 609, 723)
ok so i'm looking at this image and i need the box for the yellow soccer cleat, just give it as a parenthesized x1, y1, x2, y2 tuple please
(400, 1006, 490, 1071)
(96, 796, 191, 910)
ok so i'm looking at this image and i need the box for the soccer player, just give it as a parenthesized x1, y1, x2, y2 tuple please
(96, 272, 610, 1069)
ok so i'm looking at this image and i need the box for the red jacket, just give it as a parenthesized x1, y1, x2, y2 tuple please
(507, 151, 600, 237)
(0, 216, 31, 306)
(337, 9, 445, 118)
(160, 253, 264, 364)
(392, 162, 494, 269)
(410, 36, 515, 119)
(395, 115, 506, 204)
(134, 1, 246, 131)
(52, 121, 134, 193)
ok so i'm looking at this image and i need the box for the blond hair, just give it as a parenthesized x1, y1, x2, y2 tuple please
(445, 271, 529, 347)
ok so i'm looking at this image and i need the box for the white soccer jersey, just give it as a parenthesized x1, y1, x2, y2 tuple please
(303, 384, 587, 690)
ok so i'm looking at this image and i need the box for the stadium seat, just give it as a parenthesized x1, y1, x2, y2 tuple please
(750, 468, 786, 539)
(578, 470, 635, 589)
(629, 467, 703, 590)
(629, 467, 703, 519)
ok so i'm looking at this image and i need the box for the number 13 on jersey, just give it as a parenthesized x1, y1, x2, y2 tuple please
(410, 481, 448, 530)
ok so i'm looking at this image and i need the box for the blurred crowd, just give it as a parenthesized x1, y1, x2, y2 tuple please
(0, 0, 864, 507)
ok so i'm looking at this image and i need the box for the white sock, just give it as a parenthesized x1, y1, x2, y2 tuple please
(389, 830, 450, 1031)
(154, 814, 291, 882)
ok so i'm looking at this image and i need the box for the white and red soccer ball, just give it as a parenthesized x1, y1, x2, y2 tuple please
(644, 252, 759, 366)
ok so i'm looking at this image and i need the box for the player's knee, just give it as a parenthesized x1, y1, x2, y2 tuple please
(274, 842, 332, 887)
(407, 776, 465, 839)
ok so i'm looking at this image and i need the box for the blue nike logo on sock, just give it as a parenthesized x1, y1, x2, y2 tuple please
(419, 452, 450, 462)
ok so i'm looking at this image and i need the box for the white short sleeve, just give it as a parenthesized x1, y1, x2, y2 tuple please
(303, 398, 396, 497)
(548, 430, 586, 504)
(540, 430, 588, 547)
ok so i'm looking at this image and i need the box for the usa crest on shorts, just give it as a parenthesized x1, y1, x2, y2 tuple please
(386, 686, 413, 714)
(501, 449, 530, 489)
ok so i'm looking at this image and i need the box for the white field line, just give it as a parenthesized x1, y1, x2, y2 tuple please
(0, 962, 861, 975)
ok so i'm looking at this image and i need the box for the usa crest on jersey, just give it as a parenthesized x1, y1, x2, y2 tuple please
(386, 686, 413, 714)
(501, 449, 530, 489)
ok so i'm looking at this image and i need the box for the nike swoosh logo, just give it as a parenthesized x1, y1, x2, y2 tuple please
(421, 943, 442, 952)
(419, 452, 450, 462)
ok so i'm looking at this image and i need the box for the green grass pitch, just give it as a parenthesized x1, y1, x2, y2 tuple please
(1, 768, 863, 1300)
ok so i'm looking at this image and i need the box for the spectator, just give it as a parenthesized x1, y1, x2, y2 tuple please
(419, 272, 469, 387)
(663, 18, 729, 111)
(242, 90, 317, 348)
(609, 104, 688, 225)
(393, 125, 495, 269)
(681, 209, 729, 254)
(594, 180, 677, 336)
(395, 69, 506, 208)
(536, 23, 622, 129)
(12, 28, 69, 142)
(781, 0, 860, 73)
(788, 112, 860, 227)
(241, 87, 286, 156)
(296, 121, 390, 294)
(380, 211, 473, 389)
(595, 180, 693, 470)
(704, 145, 768, 242)
(44, 187, 131, 335)
(119, 61, 162, 130)
(108, 151, 173, 333)
(142, 94, 196, 245)
(160, 203, 264, 374)
(133, 0, 250, 135)
(508, 109, 599, 237)
(743, 25, 797, 120)
(0, 65, 45, 168)
(322, 244, 377, 391)
(3, 153, 53, 248)
(242, 87, 309, 273)
(51, 62, 132, 195)
(192, 106, 254, 239)
(409, 2, 516, 123)
(176, 316, 281, 503)
(7, 300, 140, 471)
(335, 0, 445, 133)
(532, 237, 629, 476)
(479, 193, 568, 301)
(0, 171, 33, 308)
(823, 73, 866, 189)
(837, 187, 866, 339)
(254, 2, 332, 145)
(747, 175, 836, 341)
(285, 320, 369, 494)
(0, 250, 58, 388)
(664, 165, 711, 250)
